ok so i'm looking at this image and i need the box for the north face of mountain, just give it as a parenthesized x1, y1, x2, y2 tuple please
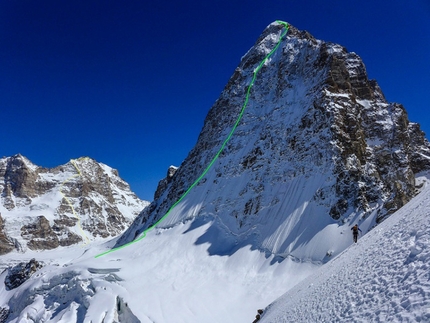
(117, 22, 430, 262)
(0, 155, 149, 254)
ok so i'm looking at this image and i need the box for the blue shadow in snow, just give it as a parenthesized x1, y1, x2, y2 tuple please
(184, 216, 266, 258)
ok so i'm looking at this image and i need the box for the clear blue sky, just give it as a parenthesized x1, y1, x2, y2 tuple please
(1, 1, 429, 201)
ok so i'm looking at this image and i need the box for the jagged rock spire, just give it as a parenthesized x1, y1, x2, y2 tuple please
(0, 155, 148, 254)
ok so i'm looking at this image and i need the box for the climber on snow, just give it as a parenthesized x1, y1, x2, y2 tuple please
(351, 224, 362, 243)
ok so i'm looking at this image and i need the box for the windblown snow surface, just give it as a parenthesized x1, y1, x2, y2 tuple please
(1, 175, 429, 322)
(260, 174, 430, 322)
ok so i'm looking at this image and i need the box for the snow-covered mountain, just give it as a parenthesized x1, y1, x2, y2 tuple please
(117, 21, 430, 263)
(259, 174, 430, 322)
(1, 21, 430, 323)
(0, 155, 148, 254)
(2, 179, 430, 323)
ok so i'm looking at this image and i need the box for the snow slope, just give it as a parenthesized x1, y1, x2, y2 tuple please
(0, 213, 320, 323)
(0, 155, 148, 253)
(117, 21, 430, 266)
(260, 174, 430, 322)
(1, 175, 429, 322)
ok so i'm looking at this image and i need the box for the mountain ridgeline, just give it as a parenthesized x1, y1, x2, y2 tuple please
(1, 21, 430, 323)
(116, 22, 430, 261)
(0, 155, 148, 254)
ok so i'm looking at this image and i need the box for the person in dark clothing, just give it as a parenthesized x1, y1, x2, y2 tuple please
(351, 224, 362, 243)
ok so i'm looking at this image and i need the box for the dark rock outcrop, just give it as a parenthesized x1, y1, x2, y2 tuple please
(154, 166, 178, 200)
(21, 216, 60, 250)
(4, 258, 44, 290)
(0, 214, 14, 255)
(0, 307, 9, 323)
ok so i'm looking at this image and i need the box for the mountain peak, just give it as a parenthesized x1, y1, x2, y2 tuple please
(116, 22, 430, 262)
(0, 155, 149, 254)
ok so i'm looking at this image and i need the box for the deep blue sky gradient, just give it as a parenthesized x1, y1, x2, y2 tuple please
(1, 0, 429, 200)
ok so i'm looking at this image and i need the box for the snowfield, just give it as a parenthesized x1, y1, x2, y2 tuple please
(0, 214, 319, 323)
(0, 156, 148, 253)
(1, 175, 429, 322)
(260, 174, 430, 322)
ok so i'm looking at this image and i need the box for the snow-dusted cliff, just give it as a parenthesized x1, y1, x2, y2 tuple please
(0, 155, 148, 253)
(117, 22, 430, 262)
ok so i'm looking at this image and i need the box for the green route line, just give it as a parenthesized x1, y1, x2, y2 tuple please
(95, 20, 289, 258)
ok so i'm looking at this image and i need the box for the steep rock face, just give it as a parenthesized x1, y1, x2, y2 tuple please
(21, 216, 60, 250)
(0, 155, 149, 253)
(317, 45, 425, 221)
(117, 22, 430, 261)
(0, 214, 14, 255)
(154, 166, 178, 200)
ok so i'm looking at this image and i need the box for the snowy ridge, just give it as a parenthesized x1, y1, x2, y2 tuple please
(0, 210, 320, 323)
(260, 174, 430, 322)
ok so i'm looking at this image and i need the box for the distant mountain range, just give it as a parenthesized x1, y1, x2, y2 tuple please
(0, 154, 148, 254)
(117, 22, 430, 262)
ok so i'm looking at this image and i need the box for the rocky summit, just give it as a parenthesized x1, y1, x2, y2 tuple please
(117, 22, 430, 262)
(0, 155, 149, 254)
